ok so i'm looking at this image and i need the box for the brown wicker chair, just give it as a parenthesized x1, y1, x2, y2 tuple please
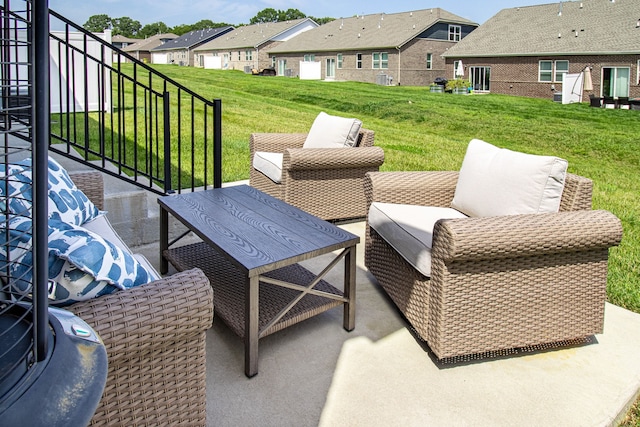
(364, 171, 622, 360)
(250, 129, 384, 221)
(66, 171, 214, 426)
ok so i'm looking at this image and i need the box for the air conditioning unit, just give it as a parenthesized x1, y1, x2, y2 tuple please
(244, 65, 253, 74)
(285, 68, 294, 77)
(376, 73, 392, 86)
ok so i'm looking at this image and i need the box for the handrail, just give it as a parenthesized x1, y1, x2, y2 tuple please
(47, 8, 222, 194)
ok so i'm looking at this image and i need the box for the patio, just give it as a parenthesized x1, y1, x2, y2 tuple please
(135, 214, 640, 426)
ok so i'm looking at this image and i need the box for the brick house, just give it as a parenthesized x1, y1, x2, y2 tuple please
(266, 9, 477, 86)
(442, 0, 640, 100)
(192, 19, 318, 72)
(151, 27, 234, 66)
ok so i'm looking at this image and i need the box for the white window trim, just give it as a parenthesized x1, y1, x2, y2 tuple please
(337, 53, 343, 69)
(637, 60, 640, 85)
(449, 25, 461, 42)
(372, 52, 388, 70)
(356, 53, 363, 69)
(538, 60, 569, 83)
(426, 53, 432, 70)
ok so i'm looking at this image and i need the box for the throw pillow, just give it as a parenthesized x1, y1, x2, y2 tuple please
(303, 112, 363, 149)
(1, 218, 153, 306)
(451, 139, 568, 217)
(0, 157, 101, 225)
(0, 159, 33, 217)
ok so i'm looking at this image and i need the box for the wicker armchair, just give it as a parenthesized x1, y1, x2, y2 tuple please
(66, 171, 214, 426)
(250, 129, 384, 221)
(364, 171, 622, 360)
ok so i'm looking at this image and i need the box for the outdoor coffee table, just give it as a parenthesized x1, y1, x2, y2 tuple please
(158, 185, 358, 377)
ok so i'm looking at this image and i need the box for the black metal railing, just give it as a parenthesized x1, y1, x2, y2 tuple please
(47, 9, 221, 194)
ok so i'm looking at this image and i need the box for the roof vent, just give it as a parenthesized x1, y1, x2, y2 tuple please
(637, 19, 640, 28)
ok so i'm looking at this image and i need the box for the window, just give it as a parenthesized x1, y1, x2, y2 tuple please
(237, 51, 241, 61)
(356, 53, 363, 69)
(372, 52, 388, 69)
(538, 60, 569, 82)
(449, 25, 461, 42)
(304, 54, 315, 62)
(426, 53, 433, 70)
(245, 50, 253, 61)
(337, 54, 343, 69)
(554, 60, 569, 81)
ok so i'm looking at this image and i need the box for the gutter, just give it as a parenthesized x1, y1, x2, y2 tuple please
(396, 46, 401, 85)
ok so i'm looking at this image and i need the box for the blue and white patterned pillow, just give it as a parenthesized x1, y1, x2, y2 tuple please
(46, 157, 101, 225)
(0, 157, 101, 225)
(1, 218, 153, 306)
(0, 159, 33, 217)
(0, 216, 34, 291)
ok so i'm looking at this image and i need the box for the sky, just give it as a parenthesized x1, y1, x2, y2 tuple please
(48, 0, 557, 29)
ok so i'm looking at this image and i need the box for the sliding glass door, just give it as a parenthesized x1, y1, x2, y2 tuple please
(602, 67, 630, 97)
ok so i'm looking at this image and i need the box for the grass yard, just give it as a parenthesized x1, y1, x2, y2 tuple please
(146, 64, 639, 318)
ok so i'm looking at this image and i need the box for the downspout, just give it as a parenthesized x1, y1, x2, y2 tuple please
(396, 46, 401, 85)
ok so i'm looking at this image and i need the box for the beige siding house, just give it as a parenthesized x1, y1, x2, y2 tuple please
(122, 33, 177, 63)
(267, 9, 477, 86)
(193, 19, 318, 72)
(442, 0, 640, 100)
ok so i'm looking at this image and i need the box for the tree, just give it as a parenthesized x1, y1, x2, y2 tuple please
(139, 22, 170, 38)
(170, 24, 193, 36)
(250, 8, 279, 24)
(83, 14, 111, 32)
(112, 16, 142, 37)
(279, 8, 306, 21)
(310, 16, 335, 25)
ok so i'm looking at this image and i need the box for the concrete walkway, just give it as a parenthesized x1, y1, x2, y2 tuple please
(137, 219, 640, 427)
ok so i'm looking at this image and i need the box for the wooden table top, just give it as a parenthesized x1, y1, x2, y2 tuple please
(158, 185, 359, 276)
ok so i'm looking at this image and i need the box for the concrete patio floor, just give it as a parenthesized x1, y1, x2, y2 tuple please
(137, 219, 640, 427)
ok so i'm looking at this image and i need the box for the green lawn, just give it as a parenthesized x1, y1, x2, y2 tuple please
(144, 64, 640, 316)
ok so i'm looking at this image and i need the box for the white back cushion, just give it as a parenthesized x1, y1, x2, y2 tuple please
(303, 112, 363, 148)
(451, 139, 568, 217)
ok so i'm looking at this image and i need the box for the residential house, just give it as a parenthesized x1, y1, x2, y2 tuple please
(151, 27, 234, 66)
(193, 18, 318, 72)
(266, 9, 478, 86)
(442, 0, 640, 100)
(123, 33, 178, 63)
(111, 34, 138, 50)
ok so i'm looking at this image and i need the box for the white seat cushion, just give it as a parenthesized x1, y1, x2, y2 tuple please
(303, 112, 363, 148)
(252, 151, 284, 183)
(368, 202, 467, 277)
(451, 139, 567, 217)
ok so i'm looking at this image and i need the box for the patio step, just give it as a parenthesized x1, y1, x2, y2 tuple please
(48, 146, 190, 253)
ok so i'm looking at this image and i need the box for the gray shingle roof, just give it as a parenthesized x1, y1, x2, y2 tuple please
(443, 0, 640, 57)
(152, 26, 234, 51)
(123, 33, 178, 52)
(194, 18, 316, 51)
(269, 8, 477, 53)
